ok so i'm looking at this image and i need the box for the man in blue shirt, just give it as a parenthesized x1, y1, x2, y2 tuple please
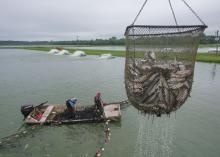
(66, 98, 77, 118)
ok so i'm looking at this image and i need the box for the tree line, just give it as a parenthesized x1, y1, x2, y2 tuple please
(0, 35, 219, 46)
(0, 37, 125, 46)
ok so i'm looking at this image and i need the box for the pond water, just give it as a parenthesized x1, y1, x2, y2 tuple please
(0, 45, 215, 53)
(64, 46, 214, 53)
(0, 49, 220, 157)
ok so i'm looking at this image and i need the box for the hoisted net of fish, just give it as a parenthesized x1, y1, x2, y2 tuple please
(125, 25, 206, 114)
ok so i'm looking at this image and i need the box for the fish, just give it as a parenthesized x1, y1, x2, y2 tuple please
(143, 75, 159, 88)
(167, 77, 185, 83)
(164, 87, 170, 106)
(169, 91, 176, 107)
(133, 75, 147, 83)
(158, 87, 165, 103)
(126, 56, 194, 114)
(141, 90, 155, 103)
(176, 87, 189, 105)
(144, 92, 158, 104)
(183, 81, 190, 89)
(175, 69, 192, 77)
(148, 73, 160, 81)
(161, 76, 169, 89)
(169, 82, 184, 90)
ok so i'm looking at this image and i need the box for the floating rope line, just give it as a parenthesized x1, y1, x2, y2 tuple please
(94, 120, 111, 157)
(0, 125, 39, 148)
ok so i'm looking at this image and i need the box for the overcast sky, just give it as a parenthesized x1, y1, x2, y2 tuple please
(0, 0, 219, 41)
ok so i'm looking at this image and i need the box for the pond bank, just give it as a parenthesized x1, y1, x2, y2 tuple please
(2, 46, 220, 63)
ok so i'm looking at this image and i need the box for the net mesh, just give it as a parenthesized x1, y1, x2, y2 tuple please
(125, 25, 206, 115)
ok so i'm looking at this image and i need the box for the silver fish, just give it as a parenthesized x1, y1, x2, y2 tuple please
(167, 77, 185, 83)
(169, 82, 184, 90)
(164, 87, 170, 106)
(145, 92, 158, 104)
(176, 87, 189, 105)
(158, 87, 165, 103)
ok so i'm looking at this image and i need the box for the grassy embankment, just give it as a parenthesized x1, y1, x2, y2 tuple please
(196, 53, 220, 63)
(199, 44, 220, 48)
(2, 46, 220, 63)
(21, 46, 126, 57)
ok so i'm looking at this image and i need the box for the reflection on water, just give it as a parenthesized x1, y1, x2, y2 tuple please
(211, 64, 217, 80)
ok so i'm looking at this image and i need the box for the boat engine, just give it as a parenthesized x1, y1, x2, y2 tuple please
(21, 105, 34, 118)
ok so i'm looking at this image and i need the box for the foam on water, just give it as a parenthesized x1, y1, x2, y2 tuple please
(55, 50, 70, 55)
(70, 50, 87, 57)
(99, 54, 115, 59)
(48, 49, 59, 54)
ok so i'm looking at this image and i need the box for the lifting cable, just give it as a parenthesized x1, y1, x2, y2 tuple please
(181, 0, 206, 25)
(131, 0, 206, 26)
(132, 0, 149, 25)
(168, 0, 178, 26)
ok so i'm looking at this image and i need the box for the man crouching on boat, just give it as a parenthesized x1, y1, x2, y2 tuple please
(66, 98, 77, 118)
(94, 92, 104, 118)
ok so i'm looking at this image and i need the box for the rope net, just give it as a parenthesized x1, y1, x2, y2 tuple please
(125, 25, 206, 115)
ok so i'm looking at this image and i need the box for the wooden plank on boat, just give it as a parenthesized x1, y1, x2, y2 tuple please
(104, 104, 121, 121)
(39, 105, 54, 123)
(25, 115, 39, 124)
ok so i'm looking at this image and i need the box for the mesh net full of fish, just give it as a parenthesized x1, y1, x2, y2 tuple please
(124, 25, 206, 115)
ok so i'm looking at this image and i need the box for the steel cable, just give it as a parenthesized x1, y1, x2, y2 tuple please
(181, 0, 206, 25)
(132, 0, 149, 25)
(168, 0, 178, 26)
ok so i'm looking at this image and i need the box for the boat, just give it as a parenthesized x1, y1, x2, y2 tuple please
(21, 102, 122, 125)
